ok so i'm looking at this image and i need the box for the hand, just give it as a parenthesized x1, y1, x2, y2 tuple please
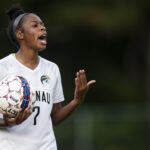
(3, 108, 32, 126)
(74, 69, 96, 105)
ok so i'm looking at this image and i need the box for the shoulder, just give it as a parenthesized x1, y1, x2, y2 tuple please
(39, 56, 60, 71)
(0, 54, 12, 65)
(0, 54, 13, 80)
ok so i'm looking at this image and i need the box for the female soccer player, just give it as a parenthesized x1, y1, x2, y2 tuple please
(0, 5, 96, 150)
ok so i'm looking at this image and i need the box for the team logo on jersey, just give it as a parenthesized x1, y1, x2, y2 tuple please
(40, 75, 50, 85)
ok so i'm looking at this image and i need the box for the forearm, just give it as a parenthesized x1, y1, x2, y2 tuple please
(51, 70, 96, 126)
(51, 99, 80, 126)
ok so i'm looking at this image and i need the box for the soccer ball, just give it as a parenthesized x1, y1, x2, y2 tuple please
(0, 75, 33, 118)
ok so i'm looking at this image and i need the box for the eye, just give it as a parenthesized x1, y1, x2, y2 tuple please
(32, 23, 38, 28)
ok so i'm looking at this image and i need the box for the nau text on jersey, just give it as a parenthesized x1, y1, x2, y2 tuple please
(35, 91, 50, 104)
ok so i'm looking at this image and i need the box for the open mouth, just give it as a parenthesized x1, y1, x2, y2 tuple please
(38, 34, 47, 45)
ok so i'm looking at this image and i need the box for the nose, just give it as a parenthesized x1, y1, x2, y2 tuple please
(40, 25, 46, 31)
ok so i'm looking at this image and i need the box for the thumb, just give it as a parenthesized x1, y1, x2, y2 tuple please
(87, 80, 96, 88)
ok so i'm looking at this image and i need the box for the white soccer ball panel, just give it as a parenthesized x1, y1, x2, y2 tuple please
(9, 79, 22, 92)
(6, 75, 18, 82)
(0, 97, 9, 110)
(0, 84, 9, 97)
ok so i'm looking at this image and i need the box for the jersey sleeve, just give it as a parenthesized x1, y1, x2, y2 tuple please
(52, 65, 65, 103)
(0, 62, 8, 81)
(0, 62, 8, 119)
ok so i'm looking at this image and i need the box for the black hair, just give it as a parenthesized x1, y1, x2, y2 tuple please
(6, 4, 25, 48)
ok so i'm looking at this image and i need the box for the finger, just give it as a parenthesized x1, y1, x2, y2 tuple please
(3, 113, 14, 125)
(5, 117, 16, 125)
(79, 70, 87, 85)
(24, 108, 32, 120)
(76, 71, 82, 86)
(21, 109, 28, 121)
(16, 108, 29, 124)
(15, 109, 24, 121)
(87, 80, 96, 88)
(25, 109, 32, 119)
(15, 108, 22, 118)
(75, 77, 79, 89)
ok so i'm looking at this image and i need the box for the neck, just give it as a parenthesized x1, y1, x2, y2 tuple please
(15, 49, 39, 70)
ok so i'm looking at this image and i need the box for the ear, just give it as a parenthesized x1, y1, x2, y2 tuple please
(15, 30, 24, 40)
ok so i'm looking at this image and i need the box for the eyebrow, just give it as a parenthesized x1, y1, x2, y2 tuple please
(31, 20, 44, 25)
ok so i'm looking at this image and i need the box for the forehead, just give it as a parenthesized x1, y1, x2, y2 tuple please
(22, 14, 43, 24)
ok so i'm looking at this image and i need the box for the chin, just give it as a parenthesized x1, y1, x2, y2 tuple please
(38, 46, 47, 52)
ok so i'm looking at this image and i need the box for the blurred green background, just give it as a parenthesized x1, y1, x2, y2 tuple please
(0, 0, 150, 150)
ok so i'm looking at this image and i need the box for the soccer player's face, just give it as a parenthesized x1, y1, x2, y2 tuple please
(19, 14, 47, 51)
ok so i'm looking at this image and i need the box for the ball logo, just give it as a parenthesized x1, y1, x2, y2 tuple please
(10, 95, 19, 103)
(40, 75, 50, 85)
